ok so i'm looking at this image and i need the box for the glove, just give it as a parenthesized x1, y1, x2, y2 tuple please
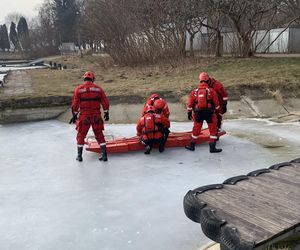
(187, 111, 192, 121)
(222, 103, 227, 114)
(104, 111, 109, 121)
(69, 113, 78, 124)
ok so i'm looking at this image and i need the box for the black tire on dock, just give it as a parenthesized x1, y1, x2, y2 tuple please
(290, 158, 300, 163)
(200, 207, 226, 242)
(220, 227, 254, 250)
(183, 190, 206, 223)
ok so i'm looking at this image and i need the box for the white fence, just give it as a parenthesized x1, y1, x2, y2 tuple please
(186, 27, 300, 54)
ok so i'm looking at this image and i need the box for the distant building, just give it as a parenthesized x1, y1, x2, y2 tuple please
(254, 27, 300, 53)
(59, 43, 76, 55)
(186, 27, 300, 54)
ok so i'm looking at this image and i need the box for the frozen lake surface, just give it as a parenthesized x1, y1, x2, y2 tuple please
(0, 119, 299, 250)
(0, 65, 46, 72)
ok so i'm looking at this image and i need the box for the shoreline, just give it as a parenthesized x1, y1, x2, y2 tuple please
(1, 97, 300, 124)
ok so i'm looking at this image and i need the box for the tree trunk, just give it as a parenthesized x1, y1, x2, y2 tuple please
(242, 37, 253, 57)
(189, 33, 195, 57)
(180, 29, 187, 57)
(215, 30, 222, 57)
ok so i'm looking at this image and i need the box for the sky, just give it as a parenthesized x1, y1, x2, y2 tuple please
(0, 0, 43, 24)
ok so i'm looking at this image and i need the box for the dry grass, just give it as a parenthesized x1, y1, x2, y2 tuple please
(266, 89, 284, 105)
(0, 52, 30, 60)
(1, 55, 300, 102)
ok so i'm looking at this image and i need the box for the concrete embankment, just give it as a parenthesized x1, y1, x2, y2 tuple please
(56, 102, 188, 124)
(0, 96, 70, 124)
(1, 73, 300, 124)
(227, 97, 300, 122)
(1, 95, 300, 124)
(58, 97, 300, 124)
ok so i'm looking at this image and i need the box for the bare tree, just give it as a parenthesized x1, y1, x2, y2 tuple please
(263, 14, 300, 53)
(29, 0, 59, 56)
(4, 12, 24, 27)
(196, 0, 227, 57)
(51, 0, 79, 44)
(32, 0, 298, 60)
(81, 0, 192, 65)
(221, 0, 281, 57)
(281, 0, 300, 25)
(9, 22, 19, 51)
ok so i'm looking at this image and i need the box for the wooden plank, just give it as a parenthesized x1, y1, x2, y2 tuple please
(248, 176, 299, 198)
(236, 176, 300, 208)
(265, 170, 300, 182)
(211, 207, 273, 243)
(185, 165, 300, 248)
(228, 182, 300, 216)
(200, 191, 299, 245)
(198, 165, 300, 245)
(221, 185, 299, 218)
(253, 170, 300, 188)
(269, 168, 300, 179)
(217, 187, 300, 224)
(283, 165, 300, 176)
(202, 188, 298, 226)
(200, 192, 284, 235)
(265, 172, 300, 188)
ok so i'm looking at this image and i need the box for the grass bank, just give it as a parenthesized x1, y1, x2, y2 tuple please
(1, 55, 300, 104)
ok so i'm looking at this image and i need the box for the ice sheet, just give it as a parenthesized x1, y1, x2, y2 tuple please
(0, 119, 299, 250)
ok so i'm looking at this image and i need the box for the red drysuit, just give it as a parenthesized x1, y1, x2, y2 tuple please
(210, 78, 228, 129)
(136, 112, 170, 142)
(72, 81, 109, 146)
(187, 82, 220, 143)
(141, 94, 170, 118)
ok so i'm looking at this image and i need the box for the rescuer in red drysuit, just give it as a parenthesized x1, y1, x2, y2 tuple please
(185, 72, 222, 153)
(71, 71, 109, 162)
(141, 93, 170, 118)
(153, 99, 171, 150)
(205, 74, 228, 132)
(137, 105, 170, 154)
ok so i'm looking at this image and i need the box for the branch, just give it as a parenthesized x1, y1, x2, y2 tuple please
(263, 14, 300, 53)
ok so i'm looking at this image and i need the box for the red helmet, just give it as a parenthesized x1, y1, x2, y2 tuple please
(199, 72, 210, 82)
(83, 71, 95, 81)
(145, 105, 155, 113)
(150, 93, 160, 101)
(154, 99, 165, 110)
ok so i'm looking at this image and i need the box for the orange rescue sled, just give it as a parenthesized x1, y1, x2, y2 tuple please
(85, 129, 226, 154)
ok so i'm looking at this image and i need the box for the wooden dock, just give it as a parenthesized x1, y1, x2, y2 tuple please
(183, 159, 300, 250)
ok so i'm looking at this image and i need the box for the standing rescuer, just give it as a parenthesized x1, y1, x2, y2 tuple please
(185, 72, 222, 153)
(208, 75, 228, 132)
(71, 71, 109, 162)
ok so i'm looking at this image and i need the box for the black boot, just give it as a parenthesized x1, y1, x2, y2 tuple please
(76, 146, 83, 162)
(159, 129, 169, 153)
(185, 142, 195, 151)
(144, 145, 151, 154)
(209, 141, 222, 153)
(159, 140, 165, 153)
(99, 145, 108, 161)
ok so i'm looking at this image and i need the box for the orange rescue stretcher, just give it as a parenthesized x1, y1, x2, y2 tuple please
(85, 129, 226, 154)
